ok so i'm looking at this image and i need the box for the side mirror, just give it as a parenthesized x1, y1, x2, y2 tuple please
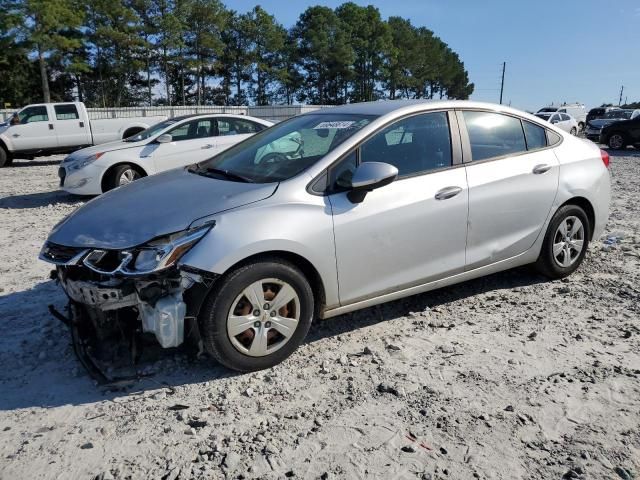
(10, 114, 20, 125)
(347, 162, 398, 203)
(551, 119, 559, 124)
(156, 133, 172, 143)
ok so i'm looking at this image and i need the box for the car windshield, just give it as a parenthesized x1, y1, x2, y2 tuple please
(191, 113, 376, 183)
(537, 108, 557, 113)
(123, 118, 181, 142)
(535, 113, 552, 121)
(603, 110, 631, 120)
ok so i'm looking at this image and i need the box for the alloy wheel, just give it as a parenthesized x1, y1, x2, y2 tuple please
(118, 168, 140, 185)
(552, 216, 585, 268)
(227, 278, 300, 357)
(608, 134, 624, 149)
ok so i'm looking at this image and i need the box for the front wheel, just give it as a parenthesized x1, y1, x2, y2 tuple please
(570, 127, 577, 136)
(607, 133, 626, 150)
(199, 259, 314, 372)
(0, 147, 9, 167)
(535, 204, 590, 279)
(104, 164, 142, 192)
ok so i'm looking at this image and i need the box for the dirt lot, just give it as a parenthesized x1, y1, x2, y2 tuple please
(0, 150, 639, 480)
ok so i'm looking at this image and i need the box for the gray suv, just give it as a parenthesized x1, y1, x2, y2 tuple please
(41, 100, 610, 377)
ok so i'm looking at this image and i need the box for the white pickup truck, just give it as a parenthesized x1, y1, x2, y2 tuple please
(0, 102, 167, 167)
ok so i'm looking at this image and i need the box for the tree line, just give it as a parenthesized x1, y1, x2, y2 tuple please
(0, 0, 474, 108)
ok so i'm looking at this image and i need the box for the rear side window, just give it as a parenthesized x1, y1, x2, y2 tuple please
(54, 104, 79, 120)
(360, 111, 452, 177)
(462, 111, 526, 161)
(523, 121, 547, 150)
(217, 118, 263, 136)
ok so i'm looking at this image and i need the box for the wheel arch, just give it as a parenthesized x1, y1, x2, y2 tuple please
(100, 161, 148, 192)
(210, 250, 327, 318)
(559, 196, 596, 240)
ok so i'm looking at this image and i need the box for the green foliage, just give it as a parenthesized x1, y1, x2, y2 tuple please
(0, 1, 474, 106)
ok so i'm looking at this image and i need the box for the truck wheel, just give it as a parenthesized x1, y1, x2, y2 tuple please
(199, 259, 314, 372)
(104, 164, 142, 192)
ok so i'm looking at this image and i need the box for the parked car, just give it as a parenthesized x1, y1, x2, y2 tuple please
(59, 114, 273, 194)
(40, 100, 610, 377)
(585, 109, 640, 142)
(600, 112, 640, 150)
(537, 103, 586, 130)
(586, 106, 621, 124)
(535, 111, 579, 135)
(0, 102, 167, 167)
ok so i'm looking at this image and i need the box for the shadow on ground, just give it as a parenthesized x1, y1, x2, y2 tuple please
(0, 266, 546, 411)
(0, 190, 84, 209)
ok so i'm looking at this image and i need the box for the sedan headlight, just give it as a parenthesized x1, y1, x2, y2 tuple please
(82, 225, 212, 276)
(67, 152, 105, 172)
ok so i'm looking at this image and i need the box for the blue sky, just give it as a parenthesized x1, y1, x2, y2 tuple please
(229, 0, 640, 111)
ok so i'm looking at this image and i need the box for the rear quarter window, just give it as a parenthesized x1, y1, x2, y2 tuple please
(523, 121, 547, 150)
(462, 111, 527, 161)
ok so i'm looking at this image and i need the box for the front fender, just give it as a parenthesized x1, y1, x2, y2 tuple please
(0, 132, 14, 152)
(178, 198, 339, 308)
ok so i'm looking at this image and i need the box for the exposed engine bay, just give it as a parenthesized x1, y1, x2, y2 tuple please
(41, 238, 216, 386)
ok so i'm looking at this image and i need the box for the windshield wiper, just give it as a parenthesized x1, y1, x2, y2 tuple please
(191, 167, 253, 183)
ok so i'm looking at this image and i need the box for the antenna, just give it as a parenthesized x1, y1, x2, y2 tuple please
(499, 62, 506, 105)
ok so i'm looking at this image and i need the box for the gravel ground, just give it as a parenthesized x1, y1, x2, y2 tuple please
(0, 150, 638, 480)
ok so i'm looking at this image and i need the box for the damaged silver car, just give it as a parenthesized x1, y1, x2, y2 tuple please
(41, 100, 610, 379)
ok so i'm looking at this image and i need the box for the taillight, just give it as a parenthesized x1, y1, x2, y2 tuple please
(600, 149, 610, 168)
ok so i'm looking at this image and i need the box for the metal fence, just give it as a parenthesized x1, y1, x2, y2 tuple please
(0, 104, 328, 122)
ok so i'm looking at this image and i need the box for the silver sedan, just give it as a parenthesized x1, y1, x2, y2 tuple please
(41, 100, 611, 376)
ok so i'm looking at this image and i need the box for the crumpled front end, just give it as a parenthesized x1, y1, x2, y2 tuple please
(40, 232, 217, 385)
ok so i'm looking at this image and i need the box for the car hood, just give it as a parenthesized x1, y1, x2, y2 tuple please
(64, 139, 147, 161)
(48, 168, 278, 249)
(589, 118, 625, 128)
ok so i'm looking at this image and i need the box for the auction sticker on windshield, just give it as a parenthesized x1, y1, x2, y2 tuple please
(313, 121, 355, 129)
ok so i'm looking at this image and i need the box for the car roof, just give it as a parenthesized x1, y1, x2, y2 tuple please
(310, 99, 540, 118)
(168, 113, 272, 124)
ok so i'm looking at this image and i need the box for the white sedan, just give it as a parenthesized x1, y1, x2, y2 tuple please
(59, 114, 273, 195)
(534, 111, 579, 135)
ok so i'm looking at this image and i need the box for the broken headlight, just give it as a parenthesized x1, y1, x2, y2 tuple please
(82, 225, 211, 276)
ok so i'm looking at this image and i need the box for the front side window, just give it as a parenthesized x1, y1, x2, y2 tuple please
(193, 113, 375, 183)
(462, 111, 527, 161)
(124, 118, 182, 142)
(217, 118, 263, 136)
(54, 104, 79, 120)
(360, 111, 452, 176)
(168, 118, 215, 141)
(18, 106, 48, 123)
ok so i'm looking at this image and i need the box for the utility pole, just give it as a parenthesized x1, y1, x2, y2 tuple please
(499, 62, 506, 105)
(618, 85, 624, 106)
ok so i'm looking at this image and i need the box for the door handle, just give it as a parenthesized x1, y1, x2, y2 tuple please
(49, 124, 54, 130)
(532, 164, 551, 174)
(201, 144, 214, 149)
(12, 133, 20, 138)
(435, 186, 463, 200)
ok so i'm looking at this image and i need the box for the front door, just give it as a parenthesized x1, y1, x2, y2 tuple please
(150, 117, 218, 172)
(9, 105, 58, 152)
(459, 110, 559, 270)
(328, 111, 469, 305)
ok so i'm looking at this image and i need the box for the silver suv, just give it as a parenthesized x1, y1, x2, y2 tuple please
(41, 100, 610, 376)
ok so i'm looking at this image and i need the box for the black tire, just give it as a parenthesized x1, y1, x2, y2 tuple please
(570, 127, 577, 136)
(199, 259, 314, 372)
(535, 204, 590, 279)
(0, 147, 9, 167)
(607, 132, 627, 150)
(104, 164, 142, 192)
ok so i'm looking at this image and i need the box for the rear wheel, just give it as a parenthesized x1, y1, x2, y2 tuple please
(535, 204, 590, 279)
(607, 132, 626, 150)
(199, 259, 314, 372)
(570, 127, 577, 136)
(104, 164, 142, 192)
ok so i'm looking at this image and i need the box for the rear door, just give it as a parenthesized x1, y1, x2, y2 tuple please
(150, 117, 217, 172)
(459, 110, 559, 270)
(214, 117, 265, 153)
(328, 111, 469, 304)
(8, 105, 58, 152)
(53, 104, 90, 148)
